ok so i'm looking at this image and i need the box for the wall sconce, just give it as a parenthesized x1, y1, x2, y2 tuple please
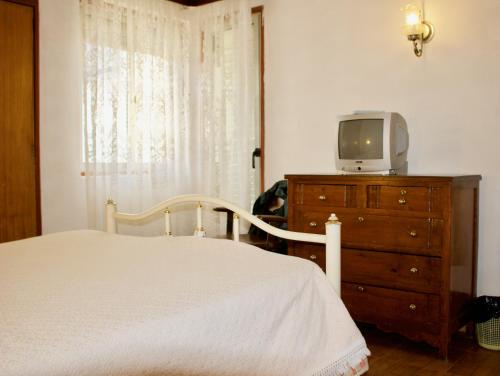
(402, 4, 434, 57)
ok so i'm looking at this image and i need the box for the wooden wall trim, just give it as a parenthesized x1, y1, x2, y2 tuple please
(170, 0, 221, 6)
(2, 0, 37, 6)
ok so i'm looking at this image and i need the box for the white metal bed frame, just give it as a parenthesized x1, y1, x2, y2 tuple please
(105, 194, 342, 294)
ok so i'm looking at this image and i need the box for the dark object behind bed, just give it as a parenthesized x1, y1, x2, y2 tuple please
(214, 180, 288, 254)
(248, 180, 288, 254)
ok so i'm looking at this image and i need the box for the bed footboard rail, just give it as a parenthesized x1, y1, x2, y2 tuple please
(105, 194, 342, 294)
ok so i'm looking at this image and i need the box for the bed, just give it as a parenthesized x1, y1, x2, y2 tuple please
(0, 195, 369, 376)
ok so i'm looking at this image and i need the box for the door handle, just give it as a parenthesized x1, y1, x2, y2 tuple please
(252, 148, 261, 169)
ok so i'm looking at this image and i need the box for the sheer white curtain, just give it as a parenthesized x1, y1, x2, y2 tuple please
(81, 0, 193, 234)
(196, 0, 257, 229)
(81, 0, 256, 235)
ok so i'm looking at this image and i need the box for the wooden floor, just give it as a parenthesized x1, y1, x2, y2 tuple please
(361, 325, 500, 375)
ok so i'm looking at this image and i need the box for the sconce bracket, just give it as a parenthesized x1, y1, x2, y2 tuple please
(406, 21, 434, 43)
(411, 39, 423, 57)
(421, 21, 434, 43)
(406, 21, 434, 57)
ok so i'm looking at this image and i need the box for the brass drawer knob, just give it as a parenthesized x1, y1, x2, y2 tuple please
(309, 254, 317, 260)
(399, 198, 407, 205)
(318, 195, 327, 201)
(400, 189, 407, 196)
(357, 216, 365, 223)
(410, 267, 419, 273)
(409, 230, 417, 237)
(409, 304, 417, 311)
(357, 286, 365, 292)
(309, 221, 318, 228)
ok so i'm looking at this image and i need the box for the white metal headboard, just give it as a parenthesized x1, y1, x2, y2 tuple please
(105, 194, 342, 294)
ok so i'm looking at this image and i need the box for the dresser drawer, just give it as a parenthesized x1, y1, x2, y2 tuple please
(294, 184, 356, 207)
(341, 282, 440, 334)
(341, 214, 443, 255)
(292, 243, 325, 272)
(294, 208, 443, 256)
(342, 249, 441, 294)
(367, 185, 443, 213)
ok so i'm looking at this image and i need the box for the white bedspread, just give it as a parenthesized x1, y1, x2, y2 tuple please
(0, 230, 369, 376)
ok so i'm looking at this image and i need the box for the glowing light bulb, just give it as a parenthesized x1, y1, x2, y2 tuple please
(405, 12, 420, 26)
(366, 139, 371, 145)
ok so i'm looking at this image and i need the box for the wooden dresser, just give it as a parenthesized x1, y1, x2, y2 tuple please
(286, 174, 480, 357)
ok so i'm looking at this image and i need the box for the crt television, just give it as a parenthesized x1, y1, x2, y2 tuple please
(334, 112, 409, 174)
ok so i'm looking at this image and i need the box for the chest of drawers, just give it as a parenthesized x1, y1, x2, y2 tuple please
(286, 174, 480, 357)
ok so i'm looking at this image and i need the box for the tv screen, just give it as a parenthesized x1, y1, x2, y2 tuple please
(338, 119, 384, 160)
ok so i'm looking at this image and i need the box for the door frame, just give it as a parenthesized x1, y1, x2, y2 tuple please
(252, 6, 265, 193)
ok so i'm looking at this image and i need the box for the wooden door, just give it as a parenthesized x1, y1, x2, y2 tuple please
(0, 0, 39, 242)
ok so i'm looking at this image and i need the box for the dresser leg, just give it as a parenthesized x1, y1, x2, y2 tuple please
(438, 343, 449, 360)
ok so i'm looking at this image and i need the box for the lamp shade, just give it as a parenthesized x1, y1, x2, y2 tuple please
(402, 4, 424, 36)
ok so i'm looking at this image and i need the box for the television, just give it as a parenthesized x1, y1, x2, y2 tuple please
(334, 112, 409, 174)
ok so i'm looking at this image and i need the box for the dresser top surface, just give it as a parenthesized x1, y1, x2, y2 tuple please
(285, 174, 481, 182)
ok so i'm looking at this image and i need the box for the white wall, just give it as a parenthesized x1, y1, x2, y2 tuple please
(38, 0, 499, 295)
(263, 0, 500, 295)
(39, 0, 86, 233)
